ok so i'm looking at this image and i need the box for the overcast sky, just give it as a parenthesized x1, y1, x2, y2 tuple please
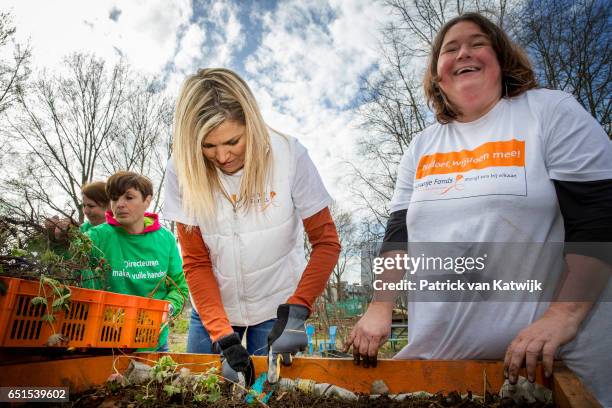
(5, 0, 393, 213)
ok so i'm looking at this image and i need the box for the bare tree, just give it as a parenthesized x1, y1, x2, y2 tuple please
(3, 53, 177, 223)
(5, 53, 128, 222)
(510, 0, 611, 136)
(0, 12, 30, 115)
(352, 28, 429, 230)
(101, 78, 174, 213)
(0, 177, 45, 227)
(302, 204, 359, 306)
(150, 108, 174, 215)
(328, 206, 359, 302)
(353, 0, 494, 227)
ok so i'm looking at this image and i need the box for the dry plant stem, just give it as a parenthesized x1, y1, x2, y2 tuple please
(111, 350, 160, 376)
(148, 274, 188, 335)
(483, 369, 487, 404)
(222, 378, 270, 408)
(110, 351, 218, 377)
(147, 275, 166, 299)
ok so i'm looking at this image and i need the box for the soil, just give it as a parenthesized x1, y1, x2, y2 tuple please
(66, 385, 553, 408)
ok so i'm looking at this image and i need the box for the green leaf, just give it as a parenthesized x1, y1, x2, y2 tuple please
(31, 297, 48, 306)
(163, 384, 181, 396)
(40, 250, 61, 266)
(207, 391, 221, 402)
(42, 314, 55, 323)
(11, 248, 27, 257)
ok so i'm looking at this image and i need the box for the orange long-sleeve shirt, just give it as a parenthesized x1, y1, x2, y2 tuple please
(177, 207, 340, 342)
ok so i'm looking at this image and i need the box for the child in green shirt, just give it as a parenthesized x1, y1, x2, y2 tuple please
(84, 171, 188, 351)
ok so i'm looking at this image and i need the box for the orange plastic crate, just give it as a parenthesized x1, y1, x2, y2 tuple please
(0, 277, 169, 348)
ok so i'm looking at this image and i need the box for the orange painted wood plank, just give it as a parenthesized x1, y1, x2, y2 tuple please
(553, 365, 601, 408)
(137, 353, 548, 394)
(0, 355, 131, 393)
(0, 352, 599, 407)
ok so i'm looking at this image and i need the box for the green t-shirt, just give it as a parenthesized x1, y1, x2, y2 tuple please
(84, 219, 188, 349)
(80, 221, 94, 233)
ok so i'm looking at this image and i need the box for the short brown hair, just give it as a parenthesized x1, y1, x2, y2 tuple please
(81, 181, 110, 207)
(424, 12, 537, 124)
(106, 171, 153, 201)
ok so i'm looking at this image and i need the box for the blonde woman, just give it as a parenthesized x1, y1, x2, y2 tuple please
(163, 68, 340, 385)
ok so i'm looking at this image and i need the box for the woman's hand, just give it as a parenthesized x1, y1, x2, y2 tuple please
(343, 302, 393, 367)
(217, 333, 255, 387)
(44, 216, 73, 242)
(504, 305, 582, 383)
(505, 255, 609, 383)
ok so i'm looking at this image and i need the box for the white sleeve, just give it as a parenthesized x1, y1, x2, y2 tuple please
(291, 142, 333, 219)
(161, 157, 197, 225)
(389, 142, 416, 213)
(544, 95, 612, 181)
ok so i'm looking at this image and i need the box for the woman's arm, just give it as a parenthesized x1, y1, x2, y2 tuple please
(176, 223, 234, 342)
(344, 209, 407, 367)
(344, 142, 416, 367)
(286, 207, 341, 309)
(504, 179, 612, 383)
(505, 92, 612, 384)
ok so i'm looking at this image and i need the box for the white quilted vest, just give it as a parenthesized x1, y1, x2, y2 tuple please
(197, 132, 306, 326)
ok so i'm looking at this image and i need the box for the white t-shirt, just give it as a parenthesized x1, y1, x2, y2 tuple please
(390, 89, 612, 404)
(163, 137, 332, 225)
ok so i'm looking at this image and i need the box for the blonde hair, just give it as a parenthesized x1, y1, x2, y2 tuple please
(173, 68, 272, 223)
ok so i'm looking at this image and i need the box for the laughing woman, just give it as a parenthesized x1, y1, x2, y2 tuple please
(345, 13, 612, 405)
(163, 68, 340, 384)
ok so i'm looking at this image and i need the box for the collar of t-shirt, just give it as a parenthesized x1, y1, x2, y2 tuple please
(217, 167, 243, 196)
(105, 210, 161, 234)
(450, 97, 507, 130)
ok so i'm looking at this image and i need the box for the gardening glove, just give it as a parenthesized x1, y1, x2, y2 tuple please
(267, 303, 309, 383)
(216, 333, 255, 388)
